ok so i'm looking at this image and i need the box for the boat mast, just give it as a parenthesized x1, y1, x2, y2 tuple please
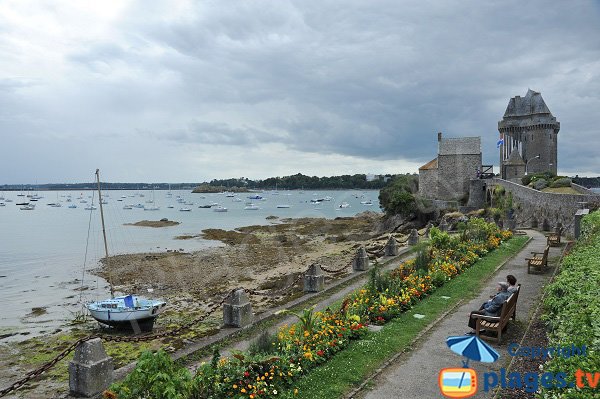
(95, 169, 114, 298)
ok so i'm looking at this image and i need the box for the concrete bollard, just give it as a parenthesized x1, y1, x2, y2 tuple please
(352, 247, 369, 272)
(408, 229, 419, 246)
(223, 289, 253, 328)
(542, 218, 550, 232)
(69, 338, 113, 398)
(439, 219, 448, 232)
(303, 263, 325, 292)
(574, 209, 589, 239)
(425, 222, 434, 237)
(384, 235, 399, 256)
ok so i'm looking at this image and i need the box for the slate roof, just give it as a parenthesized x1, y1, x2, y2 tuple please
(503, 150, 526, 166)
(503, 89, 552, 117)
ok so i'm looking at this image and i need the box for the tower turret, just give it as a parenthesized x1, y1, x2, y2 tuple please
(498, 89, 559, 179)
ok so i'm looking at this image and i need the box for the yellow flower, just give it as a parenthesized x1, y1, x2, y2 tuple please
(233, 384, 238, 389)
(294, 388, 299, 395)
(241, 388, 247, 393)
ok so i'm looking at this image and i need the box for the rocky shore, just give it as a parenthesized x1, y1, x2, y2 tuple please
(97, 212, 385, 317)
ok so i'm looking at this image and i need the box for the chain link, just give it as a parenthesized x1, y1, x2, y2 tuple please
(0, 290, 235, 398)
(0, 335, 96, 397)
(0, 233, 407, 397)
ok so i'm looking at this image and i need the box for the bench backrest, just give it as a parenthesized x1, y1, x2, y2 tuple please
(542, 246, 550, 262)
(499, 285, 520, 320)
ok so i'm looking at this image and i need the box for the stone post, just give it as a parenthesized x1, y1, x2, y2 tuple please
(542, 218, 550, 232)
(425, 222, 433, 237)
(439, 219, 448, 232)
(69, 338, 113, 398)
(303, 263, 324, 293)
(352, 247, 369, 272)
(408, 229, 419, 246)
(384, 235, 399, 256)
(223, 289, 253, 328)
(574, 209, 589, 239)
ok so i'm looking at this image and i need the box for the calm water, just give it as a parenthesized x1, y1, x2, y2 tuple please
(0, 189, 380, 338)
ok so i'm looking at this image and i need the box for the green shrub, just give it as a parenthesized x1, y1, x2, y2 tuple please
(429, 270, 447, 287)
(540, 211, 600, 398)
(549, 177, 572, 188)
(106, 350, 192, 399)
(533, 178, 548, 190)
(414, 249, 431, 275)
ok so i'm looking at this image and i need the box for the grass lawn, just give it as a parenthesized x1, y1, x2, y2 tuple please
(541, 187, 580, 194)
(280, 236, 529, 399)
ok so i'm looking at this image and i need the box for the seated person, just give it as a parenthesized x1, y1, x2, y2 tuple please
(466, 282, 511, 335)
(507, 274, 518, 293)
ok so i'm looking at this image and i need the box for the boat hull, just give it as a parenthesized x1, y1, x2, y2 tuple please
(86, 295, 166, 332)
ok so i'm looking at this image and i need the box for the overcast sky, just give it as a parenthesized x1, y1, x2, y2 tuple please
(1, 0, 599, 184)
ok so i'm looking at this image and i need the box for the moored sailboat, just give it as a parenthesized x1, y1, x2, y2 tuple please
(85, 169, 166, 332)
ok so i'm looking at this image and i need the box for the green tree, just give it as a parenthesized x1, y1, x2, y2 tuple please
(378, 174, 419, 216)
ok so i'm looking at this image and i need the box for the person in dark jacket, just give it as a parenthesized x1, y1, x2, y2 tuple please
(466, 281, 511, 334)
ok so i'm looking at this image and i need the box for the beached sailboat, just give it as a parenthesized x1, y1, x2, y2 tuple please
(86, 169, 166, 332)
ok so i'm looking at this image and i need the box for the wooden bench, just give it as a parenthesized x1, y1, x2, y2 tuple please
(546, 232, 561, 247)
(526, 245, 550, 274)
(472, 285, 520, 343)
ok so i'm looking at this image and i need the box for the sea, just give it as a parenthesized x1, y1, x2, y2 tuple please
(0, 189, 380, 340)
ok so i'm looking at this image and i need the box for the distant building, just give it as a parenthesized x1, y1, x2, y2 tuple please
(498, 89, 559, 179)
(366, 173, 380, 182)
(418, 133, 482, 201)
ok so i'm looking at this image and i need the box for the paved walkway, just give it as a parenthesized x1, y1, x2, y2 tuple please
(355, 230, 563, 399)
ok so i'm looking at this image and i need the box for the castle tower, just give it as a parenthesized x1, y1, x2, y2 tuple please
(498, 89, 559, 179)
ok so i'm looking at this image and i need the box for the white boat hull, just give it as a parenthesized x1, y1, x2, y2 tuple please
(86, 295, 166, 331)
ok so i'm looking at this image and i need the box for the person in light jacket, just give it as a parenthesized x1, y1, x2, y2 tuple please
(466, 281, 510, 334)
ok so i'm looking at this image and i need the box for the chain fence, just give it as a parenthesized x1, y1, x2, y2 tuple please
(1, 233, 407, 397)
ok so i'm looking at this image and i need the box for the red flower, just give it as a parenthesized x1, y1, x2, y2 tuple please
(244, 371, 250, 377)
(317, 350, 325, 356)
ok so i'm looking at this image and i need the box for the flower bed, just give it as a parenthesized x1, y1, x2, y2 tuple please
(105, 218, 512, 399)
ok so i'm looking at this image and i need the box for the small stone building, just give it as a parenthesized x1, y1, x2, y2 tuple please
(503, 150, 526, 183)
(419, 133, 482, 201)
(498, 89, 559, 179)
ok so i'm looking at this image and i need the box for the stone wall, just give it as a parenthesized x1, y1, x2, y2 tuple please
(491, 178, 600, 236)
(439, 137, 480, 155)
(437, 153, 481, 201)
(418, 168, 438, 199)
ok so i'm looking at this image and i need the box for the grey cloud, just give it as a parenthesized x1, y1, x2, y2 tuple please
(1, 0, 600, 183)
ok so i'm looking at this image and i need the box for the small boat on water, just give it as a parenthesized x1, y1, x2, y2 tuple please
(86, 169, 166, 332)
(213, 205, 228, 212)
(179, 207, 192, 212)
(276, 204, 291, 208)
(244, 204, 259, 210)
(360, 199, 373, 206)
(20, 204, 35, 210)
(338, 202, 350, 209)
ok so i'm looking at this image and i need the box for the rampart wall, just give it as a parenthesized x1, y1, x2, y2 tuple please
(490, 178, 600, 236)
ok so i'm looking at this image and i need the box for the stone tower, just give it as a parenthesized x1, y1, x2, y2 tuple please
(498, 89, 559, 179)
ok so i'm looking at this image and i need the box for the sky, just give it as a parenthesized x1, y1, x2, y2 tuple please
(1, 0, 599, 184)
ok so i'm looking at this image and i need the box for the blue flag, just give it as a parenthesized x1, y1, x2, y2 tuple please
(496, 135, 504, 148)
